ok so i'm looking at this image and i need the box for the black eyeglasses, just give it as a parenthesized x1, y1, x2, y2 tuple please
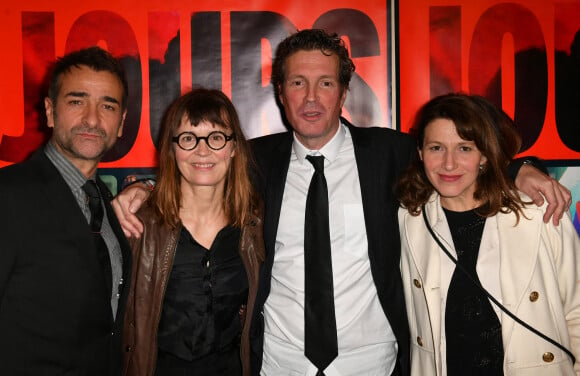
(172, 131, 235, 151)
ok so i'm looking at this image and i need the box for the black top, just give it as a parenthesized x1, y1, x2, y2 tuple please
(156, 225, 248, 374)
(443, 207, 504, 375)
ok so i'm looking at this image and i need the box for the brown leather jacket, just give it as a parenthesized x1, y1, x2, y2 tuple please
(122, 203, 264, 376)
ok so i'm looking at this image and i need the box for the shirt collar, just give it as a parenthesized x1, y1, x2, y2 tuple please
(292, 121, 346, 164)
(44, 140, 95, 191)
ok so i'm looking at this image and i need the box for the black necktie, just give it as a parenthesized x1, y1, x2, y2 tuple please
(304, 155, 338, 375)
(82, 180, 112, 292)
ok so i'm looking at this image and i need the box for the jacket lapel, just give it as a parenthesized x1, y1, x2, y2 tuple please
(406, 202, 443, 291)
(33, 151, 113, 306)
(405, 200, 444, 347)
(252, 133, 293, 311)
(262, 135, 292, 255)
(348, 124, 381, 266)
(496, 208, 542, 342)
(35, 152, 89, 233)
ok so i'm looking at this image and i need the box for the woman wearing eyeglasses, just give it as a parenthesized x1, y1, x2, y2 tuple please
(122, 88, 264, 376)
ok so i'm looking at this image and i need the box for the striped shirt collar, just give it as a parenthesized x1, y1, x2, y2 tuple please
(44, 140, 95, 192)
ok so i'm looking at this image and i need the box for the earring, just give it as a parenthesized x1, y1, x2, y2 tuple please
(479, 164, 485, 172)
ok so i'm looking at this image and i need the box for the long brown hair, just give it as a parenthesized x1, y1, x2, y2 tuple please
(395, 93, 528, 221)
(150, 88, 258, 228)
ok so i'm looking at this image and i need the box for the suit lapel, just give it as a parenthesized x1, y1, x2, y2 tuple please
(252, 133, 293, 310)
(262, 134, 293, 256)
(34, 152, 115, 319)
(34, 152, 97, 256)
(348, 124, 377, 252)
(34, 152, 89, 234)
(347, 122, 408, 333)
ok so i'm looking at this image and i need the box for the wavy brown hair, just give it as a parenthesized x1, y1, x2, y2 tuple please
(150, 88, 259, 229)
(395, 93, 528, 221)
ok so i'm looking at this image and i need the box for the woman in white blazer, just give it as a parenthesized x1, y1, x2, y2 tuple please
(395, 93, 580, 376)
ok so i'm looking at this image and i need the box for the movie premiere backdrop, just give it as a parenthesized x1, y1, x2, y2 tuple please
(0, 0, 579, 232)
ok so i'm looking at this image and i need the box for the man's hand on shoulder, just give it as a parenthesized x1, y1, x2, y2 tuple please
(515, 164, 572, 226)
(111, 182, 151, 238)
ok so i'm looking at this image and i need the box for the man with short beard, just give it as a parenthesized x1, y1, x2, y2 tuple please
(0, 46, 132, 376)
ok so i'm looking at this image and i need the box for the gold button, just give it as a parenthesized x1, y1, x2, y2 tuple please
(417, 336, 423, 346)
(529, 291, 539, 302)
(413, 279, 422, 288)
(542, 352, 554, 362)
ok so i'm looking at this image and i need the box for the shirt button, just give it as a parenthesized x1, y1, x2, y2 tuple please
(542, 352, 554, 362)
(417, 336, 423, 346)
(413, 279, 422, 288)
(529, 291, 539, 302)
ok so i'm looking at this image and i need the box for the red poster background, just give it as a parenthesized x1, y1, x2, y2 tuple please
(0, 0, 391, 174)
(399, 0, 580, 163)
(1, 0, 578, 196)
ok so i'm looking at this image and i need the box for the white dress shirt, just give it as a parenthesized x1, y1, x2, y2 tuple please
(261, 123, 398, 376)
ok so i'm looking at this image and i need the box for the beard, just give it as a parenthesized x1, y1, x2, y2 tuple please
(52, 122, 114, 162)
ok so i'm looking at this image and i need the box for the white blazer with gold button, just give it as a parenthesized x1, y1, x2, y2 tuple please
(399, 193, 580, 376)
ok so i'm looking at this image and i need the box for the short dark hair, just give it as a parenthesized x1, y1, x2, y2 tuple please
(271, 29, 355, 97)
(48, 46, 128, 109)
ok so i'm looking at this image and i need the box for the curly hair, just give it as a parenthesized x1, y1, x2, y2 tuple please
(151, 87, 259, 229)
(271, 29, 355, 97)
(395, 93, 529, 221)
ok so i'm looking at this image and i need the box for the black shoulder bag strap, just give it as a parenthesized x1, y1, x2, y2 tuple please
(421, 205, 575, 364)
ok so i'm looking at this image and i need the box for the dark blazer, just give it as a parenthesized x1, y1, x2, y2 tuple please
(248, 119, 416, 376)
(0, 149, 132, 376)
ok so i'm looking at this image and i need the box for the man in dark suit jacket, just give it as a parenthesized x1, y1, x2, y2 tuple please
(0, 46, 132, 375)
(250, 120, 415, 375)
(247, 29, 414, 375)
